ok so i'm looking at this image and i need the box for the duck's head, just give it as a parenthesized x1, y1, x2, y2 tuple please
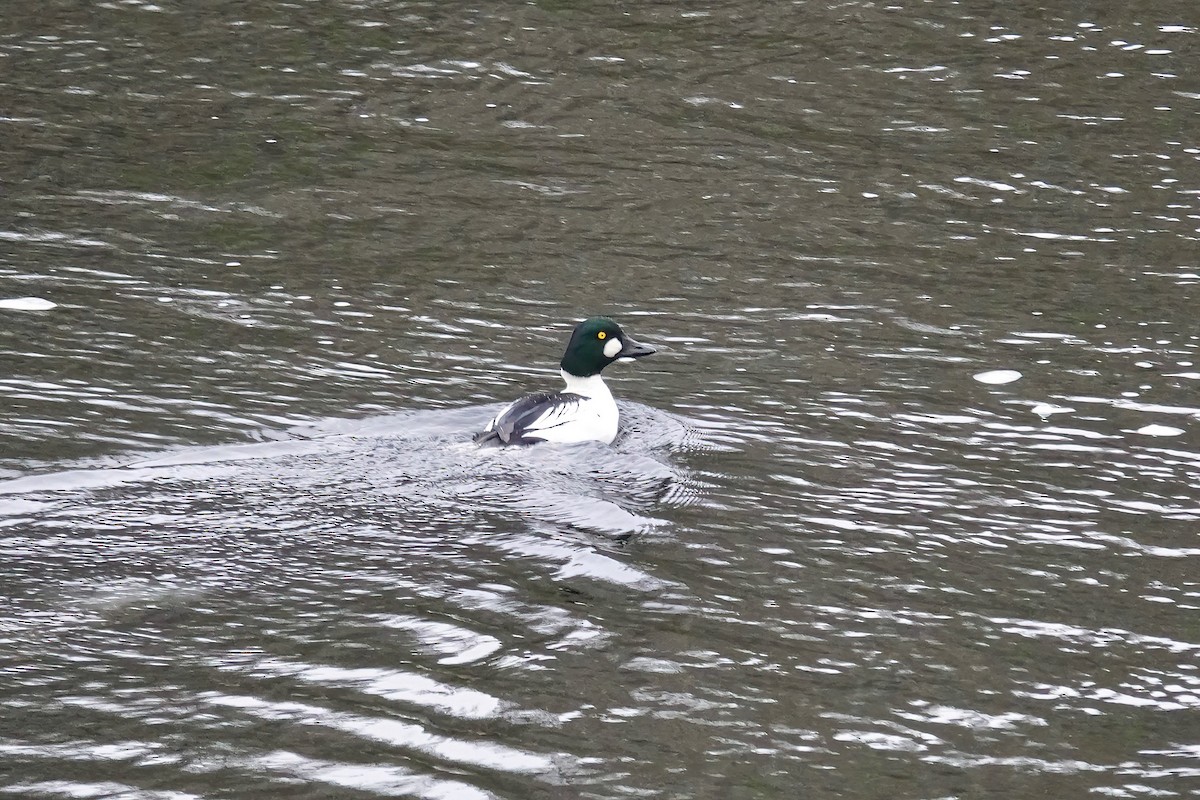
(560, 316, 656, 377)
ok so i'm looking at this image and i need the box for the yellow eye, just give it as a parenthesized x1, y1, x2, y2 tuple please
(597, 331, 607, 340)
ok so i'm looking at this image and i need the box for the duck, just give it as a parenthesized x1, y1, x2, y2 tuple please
(474, 316, 656, 446)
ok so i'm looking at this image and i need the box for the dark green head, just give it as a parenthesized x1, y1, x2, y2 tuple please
(559, 316, 656, 377)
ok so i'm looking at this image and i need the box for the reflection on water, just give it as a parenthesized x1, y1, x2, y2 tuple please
(3, 0, 1199, 797)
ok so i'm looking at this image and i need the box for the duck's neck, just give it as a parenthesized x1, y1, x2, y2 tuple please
(561, 369, 612, 400)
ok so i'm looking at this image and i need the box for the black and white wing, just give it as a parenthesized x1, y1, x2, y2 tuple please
(474, 392, 584, 446)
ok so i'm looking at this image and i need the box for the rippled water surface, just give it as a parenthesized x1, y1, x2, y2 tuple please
(3, 2, 1199, 798)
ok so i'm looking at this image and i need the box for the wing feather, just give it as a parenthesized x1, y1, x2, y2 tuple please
(475, 392, 584, 445)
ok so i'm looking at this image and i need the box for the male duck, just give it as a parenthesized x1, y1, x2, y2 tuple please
(474, 316, 656, 446)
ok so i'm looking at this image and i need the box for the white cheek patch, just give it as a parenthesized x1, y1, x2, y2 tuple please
(603, 337, 623, 358)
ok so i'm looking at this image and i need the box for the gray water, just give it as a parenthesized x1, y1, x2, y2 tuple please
(2, 2, 1198, 798)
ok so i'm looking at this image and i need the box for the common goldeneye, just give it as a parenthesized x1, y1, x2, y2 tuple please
(474, 316, 656, 446)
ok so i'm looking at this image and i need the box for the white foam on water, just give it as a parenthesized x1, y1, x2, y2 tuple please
(0, 297, 57, 311)
(974, 369, 1022, 385)
(1135, 424, 1185, 437)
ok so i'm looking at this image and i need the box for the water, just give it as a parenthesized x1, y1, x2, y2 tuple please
(2, 2, 1198, 798)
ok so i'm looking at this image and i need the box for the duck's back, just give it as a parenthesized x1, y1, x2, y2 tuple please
(474, 390, 617, 446)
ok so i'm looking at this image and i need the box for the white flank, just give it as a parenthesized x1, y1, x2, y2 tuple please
(543, 370, 620, 443)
